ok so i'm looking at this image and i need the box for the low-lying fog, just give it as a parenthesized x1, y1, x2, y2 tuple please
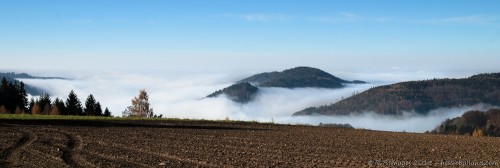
(17, 70, 494, 133)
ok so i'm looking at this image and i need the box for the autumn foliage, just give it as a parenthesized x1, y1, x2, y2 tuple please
(122, 89, 159, 118)
(434, 109, 500, 137)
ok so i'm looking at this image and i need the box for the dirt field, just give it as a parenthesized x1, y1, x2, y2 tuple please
(1, 119, 500, 167)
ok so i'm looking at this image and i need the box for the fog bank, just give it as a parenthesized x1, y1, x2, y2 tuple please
(18, 70, 493, 133)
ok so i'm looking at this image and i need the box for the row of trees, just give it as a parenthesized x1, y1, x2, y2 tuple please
(29, 91, 111, 116)
(1, 77, 111, 116)
(2, 76, 162, 118)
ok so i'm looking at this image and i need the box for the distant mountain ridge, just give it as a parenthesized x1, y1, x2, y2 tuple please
(239, 66, 365, 88)
(0, 72, 67, 80)
(206, 67, 366, 103)
(294, 73, 500, 116)
(0, 72, 68, 96)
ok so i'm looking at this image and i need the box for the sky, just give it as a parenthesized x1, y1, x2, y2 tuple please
(1, 0, 500, 73)
(3, 1, 500, 131)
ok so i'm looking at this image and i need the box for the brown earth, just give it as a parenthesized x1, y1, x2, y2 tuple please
(1, 119, 500, 167)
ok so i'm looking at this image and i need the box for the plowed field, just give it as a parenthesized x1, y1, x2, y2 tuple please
(1, 119, 499, 167)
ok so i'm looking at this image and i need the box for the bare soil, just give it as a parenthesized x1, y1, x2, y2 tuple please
(1, 119, 499, 167)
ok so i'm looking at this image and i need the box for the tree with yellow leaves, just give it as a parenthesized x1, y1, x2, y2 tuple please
(122, 89, 154, 118)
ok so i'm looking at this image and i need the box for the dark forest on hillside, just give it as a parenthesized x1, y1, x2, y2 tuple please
(296, 73, 500, 116)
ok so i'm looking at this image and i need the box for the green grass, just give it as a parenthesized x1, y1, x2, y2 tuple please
(0, 114, 277, 125)
(1, 114, 120, 120)
(0, 114, 186, 121)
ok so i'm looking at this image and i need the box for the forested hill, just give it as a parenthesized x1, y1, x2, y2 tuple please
(294, 73, 500, 116)
(0, 72, 67, 80)
(238, 66, 366, 89)
(206, 82, 259, 103)
(1, 74, 41, 96)
(206, 67, 366, 103)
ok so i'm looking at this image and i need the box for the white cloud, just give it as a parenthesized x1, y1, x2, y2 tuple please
(282, 104, 496, 133)
(19, 70, 372, 119)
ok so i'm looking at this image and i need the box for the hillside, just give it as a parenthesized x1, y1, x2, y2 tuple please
(433, 109, 500, 137)
(294, 73, 500, 116)
(1, 72, 68, 96)
(0, 73, 42, 96)
(206, 82, 259, 103)
(207, 67, 365, 103)
(239, 66, 365, 88)
(0, 72, 67, 80)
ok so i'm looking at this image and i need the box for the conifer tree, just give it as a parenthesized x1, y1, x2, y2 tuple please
(66, 90, 83, 115)
(18, 82, 28, 112)
(95, 102, 103, 116)
(28, 98, 35, 114)
(104, 107, 111, 117)
(53, 98, 66, 115)
(38, 93, 51, 115)
(84, 94, 97, 116)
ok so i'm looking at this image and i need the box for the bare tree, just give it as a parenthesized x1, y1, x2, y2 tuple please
(122, 89, 154, 118)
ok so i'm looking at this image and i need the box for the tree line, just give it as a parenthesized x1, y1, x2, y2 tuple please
(0, 77, 111, 116)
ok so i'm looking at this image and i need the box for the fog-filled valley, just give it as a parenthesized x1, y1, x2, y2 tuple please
(3, 1, 500, 167)
(12, 69, 495, 133)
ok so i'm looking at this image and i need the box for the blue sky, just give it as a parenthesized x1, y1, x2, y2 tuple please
(1, 0, 500, 72)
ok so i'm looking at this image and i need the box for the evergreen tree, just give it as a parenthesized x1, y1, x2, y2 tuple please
(1, 77, 7, 90)
(65, 90, 83, 115)
(104, 107, 111, 117)
(18, 82, 28, 112)
(84, 94, 97, 116)
(0, 77, 15, 113)
(95, 102, 103, 116)
(28, 98, 35, 114)
(38, 93, 51, 115)
(53, 98, 66, 115)
(0, 78, 7, 113)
